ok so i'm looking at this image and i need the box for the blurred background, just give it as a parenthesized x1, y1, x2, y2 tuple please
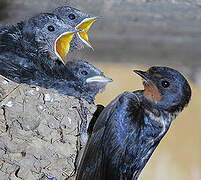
(0, 0, 200, 179)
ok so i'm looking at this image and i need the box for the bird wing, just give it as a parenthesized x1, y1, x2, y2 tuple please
(0, 53, 38, 84)
(0, 52, 78, 94)
(76, 92, 141, 180)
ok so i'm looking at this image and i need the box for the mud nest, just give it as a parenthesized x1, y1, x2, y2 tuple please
(0, 75, 96, 180)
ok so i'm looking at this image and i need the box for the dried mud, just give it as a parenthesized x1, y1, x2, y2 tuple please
(0, 75, 96, 180)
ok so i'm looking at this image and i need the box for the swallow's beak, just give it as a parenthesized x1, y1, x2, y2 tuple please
(133, 70, 151, 82)
(134, 69, 161, 103)
(86, 76, 113, 83)
(55, 31, 76, 64)
(75, 17, 98, 49)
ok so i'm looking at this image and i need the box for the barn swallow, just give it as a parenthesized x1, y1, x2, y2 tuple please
(0, 54, 112, 103)
(53, 6, 98, 50)
(0, 13, 78, 64)
(63, 60, 112, 103)
(76, 66, 191, 180)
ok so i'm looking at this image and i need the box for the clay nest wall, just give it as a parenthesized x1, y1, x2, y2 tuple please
(0, 75, 96, 180)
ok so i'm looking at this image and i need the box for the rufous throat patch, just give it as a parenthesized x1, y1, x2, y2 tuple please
(143, 81, 161, 103)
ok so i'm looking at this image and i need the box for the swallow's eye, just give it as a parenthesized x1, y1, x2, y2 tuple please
(161, 80, 170, 88)
(68, 13, 76, 20)
(48, 25, 55, 32)
(81, 70, 88, 76)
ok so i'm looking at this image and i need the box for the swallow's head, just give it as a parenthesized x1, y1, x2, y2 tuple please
(134, 66, 191, 112)
(53, 6, 98, 49)
(66, 60, 112, 103)
(23, 13, 77, 64)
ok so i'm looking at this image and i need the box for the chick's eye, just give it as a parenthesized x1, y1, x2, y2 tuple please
(81, 70, 88, 76)
(68, 13, 76, 20)
(48, 25, 55, 32)
(161, 80, 170, 88)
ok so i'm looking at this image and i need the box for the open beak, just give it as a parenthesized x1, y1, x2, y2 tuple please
(86, 76, 113, 83)
(55, 31, 76, 64)
(75, 17, 98, 49)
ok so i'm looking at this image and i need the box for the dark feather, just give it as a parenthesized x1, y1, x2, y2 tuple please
(0, 13, 111, 104)
(77, 67, 191, 179)
(77, 92, 147, 180)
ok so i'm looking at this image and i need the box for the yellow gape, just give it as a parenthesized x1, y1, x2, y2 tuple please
(75, 17, 97, 49)
(55, 31, 75, 64)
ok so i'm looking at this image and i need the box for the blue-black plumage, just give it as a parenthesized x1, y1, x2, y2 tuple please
(76, 66, 191, 180)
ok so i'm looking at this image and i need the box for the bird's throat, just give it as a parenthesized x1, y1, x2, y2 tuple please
(143, 81, 161, 103)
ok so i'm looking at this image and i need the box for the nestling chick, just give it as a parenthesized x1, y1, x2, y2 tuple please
(53, 6, 98, 50)
(0, 13, 77, 65)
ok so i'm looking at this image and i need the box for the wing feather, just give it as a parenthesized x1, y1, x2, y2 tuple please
(76, 92, 141, 180)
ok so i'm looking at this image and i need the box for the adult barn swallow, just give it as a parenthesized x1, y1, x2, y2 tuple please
(0, 13, 77, 65)
(76, 66, 191, 180)
(53, 6, 98, 50)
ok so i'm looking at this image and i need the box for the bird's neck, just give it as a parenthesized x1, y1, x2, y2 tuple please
(137, 90, 179, 123)
(144, 97, 178, 131)
(77, 83, 95, 104)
